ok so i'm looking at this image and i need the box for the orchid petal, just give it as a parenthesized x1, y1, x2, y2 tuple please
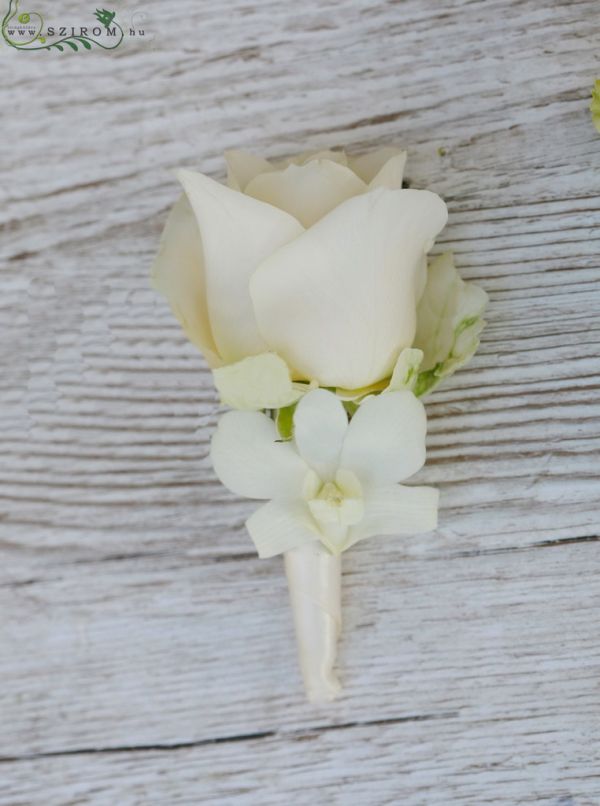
(210, 410, 308, 500)
(293, 389, 349, 481)
(340, 390, 427, 485)
(178, 169, 303, 364)
(246, 500, 318, 558)
(348, 484, 439, 546)
(250, 188, 447, 389)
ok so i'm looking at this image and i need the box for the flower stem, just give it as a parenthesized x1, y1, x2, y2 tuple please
(284, 542, 342, 703)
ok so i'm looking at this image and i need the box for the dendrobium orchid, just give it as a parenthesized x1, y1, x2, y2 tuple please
(211, 387, 438, 702)
(211, 388, 438, 557)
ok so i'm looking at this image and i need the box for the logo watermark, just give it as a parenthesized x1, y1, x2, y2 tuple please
(2, 2, 148, 52)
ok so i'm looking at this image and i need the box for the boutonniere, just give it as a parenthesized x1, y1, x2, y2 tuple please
(152, 147, 488, 701)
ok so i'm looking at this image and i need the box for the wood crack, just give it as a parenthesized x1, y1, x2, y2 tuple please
(0, 711, 459, 764)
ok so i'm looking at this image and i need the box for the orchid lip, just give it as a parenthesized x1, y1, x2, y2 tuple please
(303, 468, 365, 553)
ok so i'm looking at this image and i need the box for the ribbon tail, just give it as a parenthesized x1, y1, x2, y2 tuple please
(284, 541, 342, 703)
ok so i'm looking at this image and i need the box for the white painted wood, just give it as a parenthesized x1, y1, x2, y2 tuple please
(1, 0, 599, 802)
(2, 542, 600, 803)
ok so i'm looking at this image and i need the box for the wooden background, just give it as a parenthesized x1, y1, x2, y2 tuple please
(1, 0, 600, 802)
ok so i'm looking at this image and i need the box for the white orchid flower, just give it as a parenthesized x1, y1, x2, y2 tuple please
(210, 387, 438, 702)
(211, 388, 438, 558)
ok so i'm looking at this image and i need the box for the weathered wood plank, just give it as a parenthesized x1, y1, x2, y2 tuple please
(2, 712, 599, 806)
(1, 541, 600, 803)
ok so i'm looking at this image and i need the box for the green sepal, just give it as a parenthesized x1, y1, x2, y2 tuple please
(276, 403, 297, 439)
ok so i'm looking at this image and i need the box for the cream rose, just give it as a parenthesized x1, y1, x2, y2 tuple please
(152, 147, 459, 395)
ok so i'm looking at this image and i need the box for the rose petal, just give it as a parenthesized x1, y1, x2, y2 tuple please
(347, 484, 439, 547)
(293, 389, 349, 481)
(250, 188, 447, 389)
(246, 499, 318, 558)
(278, 149, 348, 168)
(349, 147, 406, 183)
(224, 149, 274, 191)
(151, 195, 221, 367)
(210, 410, 308, 499)
(340, 391, 427, 485)
(368, 152, 407, 190)
(178, 169, 303, 364)
(245, 160, 366, 227)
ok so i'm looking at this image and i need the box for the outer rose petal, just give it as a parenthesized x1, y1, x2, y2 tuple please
(250, 188, 448, 389)
(348, 147, 406, 183)
(151, 195, 221, 367)
(245, 160, 366, 227)
(224, 149, 274, 191)
(246, 500, 318, 558)
(178, 169, 304, 364)
(210, 410, 308, 500)
(340, 391, 427, 486)
(368, 152, 407, 190)
(293, 389, 349, 481)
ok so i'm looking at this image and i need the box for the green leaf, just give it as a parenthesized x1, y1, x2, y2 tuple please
(65, 39, 78, 51)
(413, 252, 488, 396)
(77, 37, 92, 49)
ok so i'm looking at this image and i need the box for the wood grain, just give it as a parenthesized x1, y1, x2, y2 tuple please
(1, 0, 600, 802)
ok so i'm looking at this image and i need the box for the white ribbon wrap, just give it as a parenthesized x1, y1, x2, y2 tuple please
(284, 541, 342, 703)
